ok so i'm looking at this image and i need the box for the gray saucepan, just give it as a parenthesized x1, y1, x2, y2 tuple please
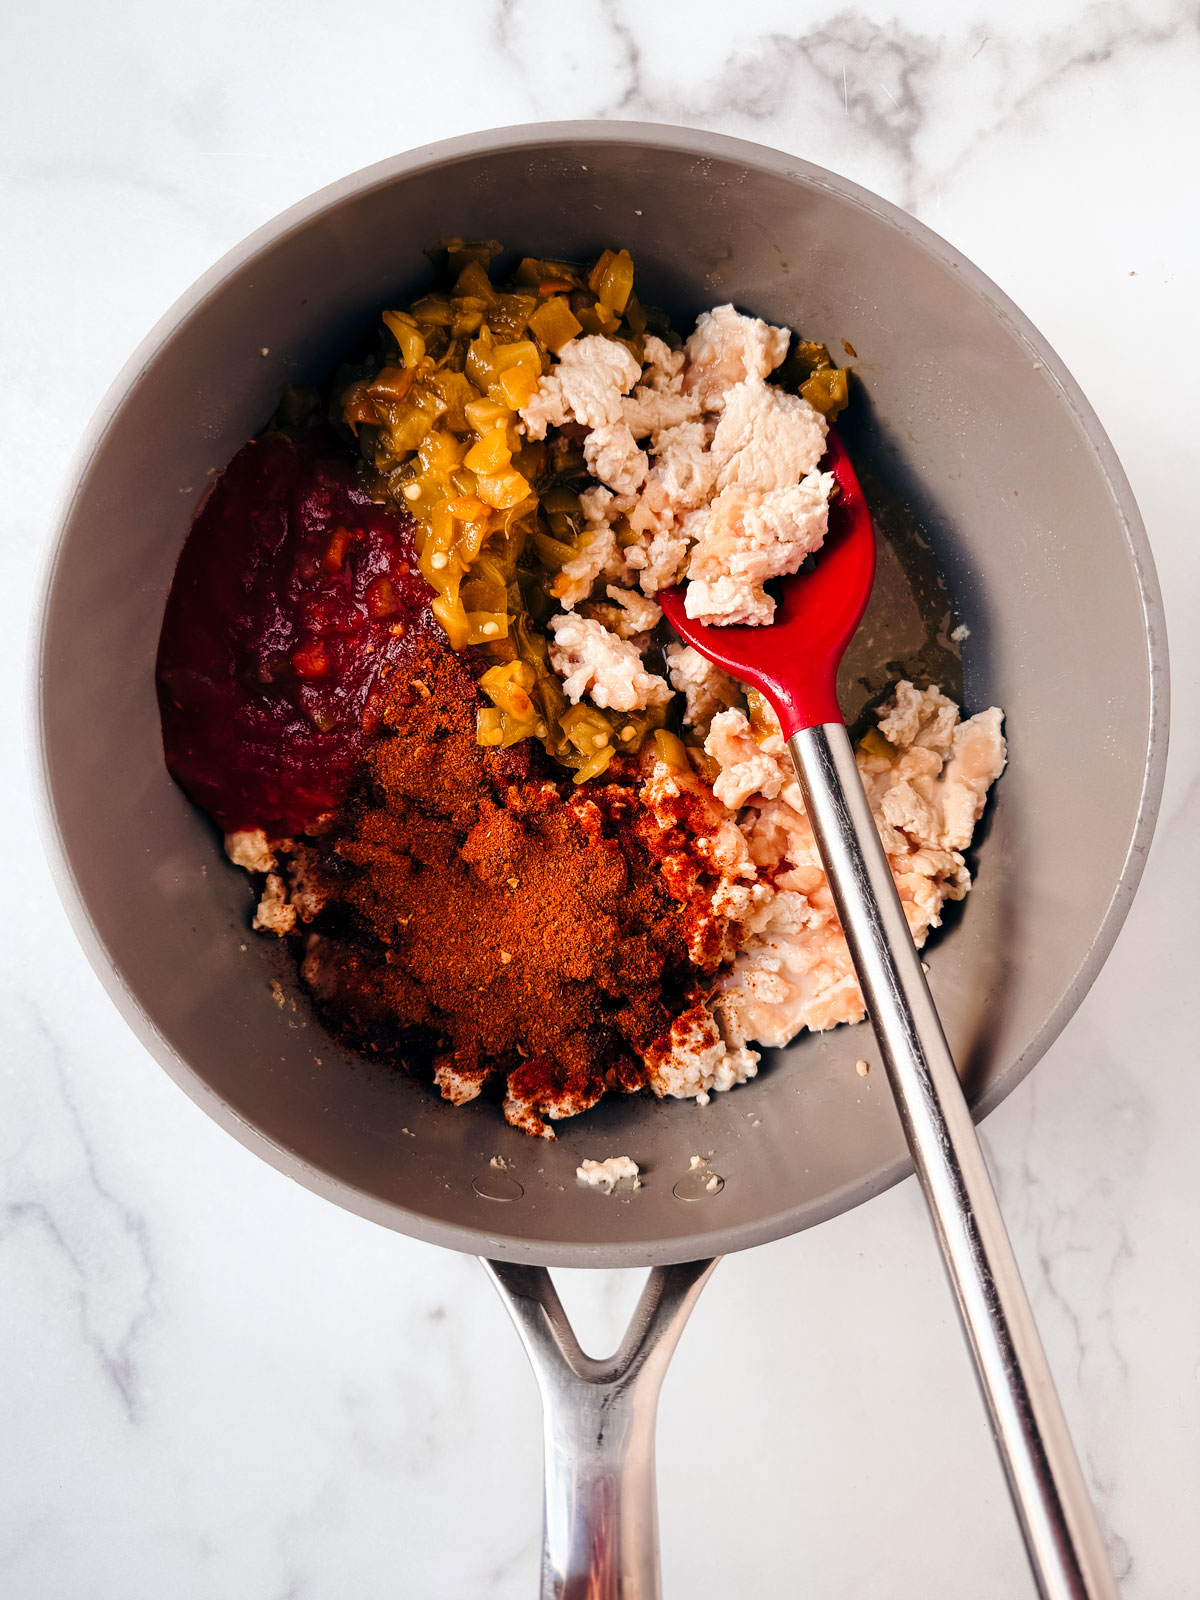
(33, 124, 1167, 1597)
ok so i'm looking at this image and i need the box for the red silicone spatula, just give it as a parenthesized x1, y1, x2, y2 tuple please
(659, 432, 1117, 1600)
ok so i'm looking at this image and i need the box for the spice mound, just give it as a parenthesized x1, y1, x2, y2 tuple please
(290, 639, 731, 1137)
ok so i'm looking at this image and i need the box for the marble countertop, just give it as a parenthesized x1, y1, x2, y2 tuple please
(4, 2, 1197, 1595)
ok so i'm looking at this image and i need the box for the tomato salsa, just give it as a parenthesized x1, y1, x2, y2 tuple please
(157, 430, 439, 836)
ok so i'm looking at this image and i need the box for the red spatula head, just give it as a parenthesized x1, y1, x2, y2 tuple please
(658, 428, 875, 738)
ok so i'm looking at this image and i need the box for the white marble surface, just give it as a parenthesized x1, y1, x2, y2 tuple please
(4, 2, 1198, 1594)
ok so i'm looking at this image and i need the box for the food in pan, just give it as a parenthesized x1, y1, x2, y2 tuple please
(576, 1156, 642, 1192)
(157, 243, 1005, 1137)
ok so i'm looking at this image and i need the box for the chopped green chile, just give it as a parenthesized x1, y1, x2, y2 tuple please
(801, 366, 851, 420)
(858, 726, 898, 760)
(336, 242, 854, 779)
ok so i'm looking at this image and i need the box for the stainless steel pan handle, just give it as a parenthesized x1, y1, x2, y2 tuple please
(788, 722, 1117, 1600)
(485, 1258, 718, 1599)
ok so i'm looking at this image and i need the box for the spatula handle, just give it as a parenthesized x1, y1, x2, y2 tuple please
(788, 722, 1117, 1600)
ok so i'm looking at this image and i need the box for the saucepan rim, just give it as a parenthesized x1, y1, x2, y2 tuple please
(29, 120, 1169, 1266)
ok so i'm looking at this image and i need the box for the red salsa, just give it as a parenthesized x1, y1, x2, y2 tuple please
(157, 430, 439, 835)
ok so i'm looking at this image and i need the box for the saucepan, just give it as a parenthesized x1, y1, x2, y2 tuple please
(33, 123, 1166, 1595)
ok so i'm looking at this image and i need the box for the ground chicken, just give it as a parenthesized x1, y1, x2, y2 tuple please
(665, 643, 741, 728)
(547, 613, 672, 712)
(225, 828, 278, 873)
(643, 1002, 762, 1102)
(605, 585, 663, 638)
(553, 525, 625, 608)
(709, 378, 828, 491)
(521, 334, 643, 438)
(684, 472, 834, 626)
(683, 304, 791, 407)
(710, 683, 1006, 1052)
(584, 420, 649, 495)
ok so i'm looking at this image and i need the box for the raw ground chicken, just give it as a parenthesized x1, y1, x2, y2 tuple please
(524, 310, 837, 634)
(165, 251, 1006, 1136)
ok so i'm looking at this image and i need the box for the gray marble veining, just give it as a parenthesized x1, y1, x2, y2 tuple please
(3, 1, 1197, 1595)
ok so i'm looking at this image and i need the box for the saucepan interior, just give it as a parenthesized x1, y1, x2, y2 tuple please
(34, 124, 1165, 1267)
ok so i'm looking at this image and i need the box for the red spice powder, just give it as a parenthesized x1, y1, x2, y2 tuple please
(297, 640, 719, 1135)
